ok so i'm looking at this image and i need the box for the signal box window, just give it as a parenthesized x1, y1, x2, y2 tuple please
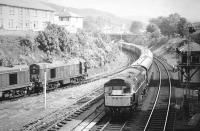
(50, 68, 56, 78)
(182, 55, 187, 63)
(192, 56, 199, 63)
(9, 73, 17, 85)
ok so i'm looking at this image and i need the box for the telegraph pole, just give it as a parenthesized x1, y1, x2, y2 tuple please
(44, 69, 47, 109)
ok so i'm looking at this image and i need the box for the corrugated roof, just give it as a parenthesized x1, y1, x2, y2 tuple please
(0, 0, 54, 11)
(179, 42, 200, 52)
(57, 11, 83, 18)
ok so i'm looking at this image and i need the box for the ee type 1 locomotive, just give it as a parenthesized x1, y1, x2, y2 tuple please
(0, 59, 87, 100)
(104, 43, 153, 114)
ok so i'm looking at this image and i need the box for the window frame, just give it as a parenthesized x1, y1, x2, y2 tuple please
(9, 7, 15, 15)
(8, 19, 14, 28)
(9, 73, 18, 85)
(0, 6, 2, 15)
(50, 68, 56, 79)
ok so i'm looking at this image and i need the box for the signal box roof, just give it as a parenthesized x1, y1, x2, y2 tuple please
(179, 42, 200, 52)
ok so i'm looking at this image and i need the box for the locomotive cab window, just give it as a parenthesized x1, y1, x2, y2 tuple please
(50, 68, 56, 78)
(123, 86, 130, 94)
(104, 86, 111, 94)
(111, 86, 122, 95)
(9, 73, 18, 85)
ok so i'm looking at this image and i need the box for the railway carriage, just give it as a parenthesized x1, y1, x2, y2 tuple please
(0, 65, 33, 99)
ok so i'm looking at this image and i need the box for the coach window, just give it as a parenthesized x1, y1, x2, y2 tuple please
(9, 73, 18, 85)
(50, 68, 56, 78)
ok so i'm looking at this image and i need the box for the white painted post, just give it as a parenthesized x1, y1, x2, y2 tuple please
(44, 70, 47, 109)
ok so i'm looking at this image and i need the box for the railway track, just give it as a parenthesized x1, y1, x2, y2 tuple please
(21, 87, 104, 131)
(142, 57, 173, 131)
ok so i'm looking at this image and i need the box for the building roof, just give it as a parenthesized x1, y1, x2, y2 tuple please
(57, 10, 83, 18)
(0, 0, 54, 11)
(179, 42, 200, 52)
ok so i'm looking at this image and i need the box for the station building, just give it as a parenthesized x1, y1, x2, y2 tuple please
(0, 0, 54, 31)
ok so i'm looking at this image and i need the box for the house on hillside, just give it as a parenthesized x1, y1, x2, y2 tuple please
(0, 0, 54, 31)
(192, 22, 200, 30)
(54, 10, 83, 33)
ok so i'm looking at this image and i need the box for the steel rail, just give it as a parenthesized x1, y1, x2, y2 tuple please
(154, 56, 172, 131)
(71, 104, 105, 131)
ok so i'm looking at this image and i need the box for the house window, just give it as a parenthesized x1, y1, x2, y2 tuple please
(34, 21, 38, 29)
(0, 19, 3, 28)
(25, 21, 29, 28)
(9, 73, 18, 85)
(0, 6, 2, 15)
(10, 7, 14, 15)
(50, 68, 56, 78)
(18, 22, 23, 29)
(43, 11, 47, 18)
(18, 8, 23, 15)
(59, 17, 69, 21)
(25, 9, 30, 16)
(8, 19, 14, 28)
(34, 10, 37, 17)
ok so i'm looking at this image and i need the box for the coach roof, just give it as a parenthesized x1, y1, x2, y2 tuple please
(0, 0, 54, 11)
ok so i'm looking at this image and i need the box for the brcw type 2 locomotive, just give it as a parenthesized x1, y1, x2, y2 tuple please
(0, 59, 87, 100)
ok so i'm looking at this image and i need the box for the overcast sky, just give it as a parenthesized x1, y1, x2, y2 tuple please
(43, 0, 200, 22)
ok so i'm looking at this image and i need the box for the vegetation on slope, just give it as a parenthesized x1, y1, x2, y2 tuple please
(0, 23, 120, 68)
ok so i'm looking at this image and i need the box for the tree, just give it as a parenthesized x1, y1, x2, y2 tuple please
(35, 23, 70, 55)
(177, 17, 188, 37)
(149, 13, 189, 36)
(129, 21, 143, 33)
(146, 24, 160, 33)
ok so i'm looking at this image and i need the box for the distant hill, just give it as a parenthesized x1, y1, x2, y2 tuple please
(42, 2, 132, 32)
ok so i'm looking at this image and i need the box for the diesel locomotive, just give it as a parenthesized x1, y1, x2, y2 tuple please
(0, 59, 87, 100)
(104, 43, 153, 114)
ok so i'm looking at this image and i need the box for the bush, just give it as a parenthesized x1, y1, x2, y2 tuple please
(34, 23, 120, 68)
(19, 38, 33, 48)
